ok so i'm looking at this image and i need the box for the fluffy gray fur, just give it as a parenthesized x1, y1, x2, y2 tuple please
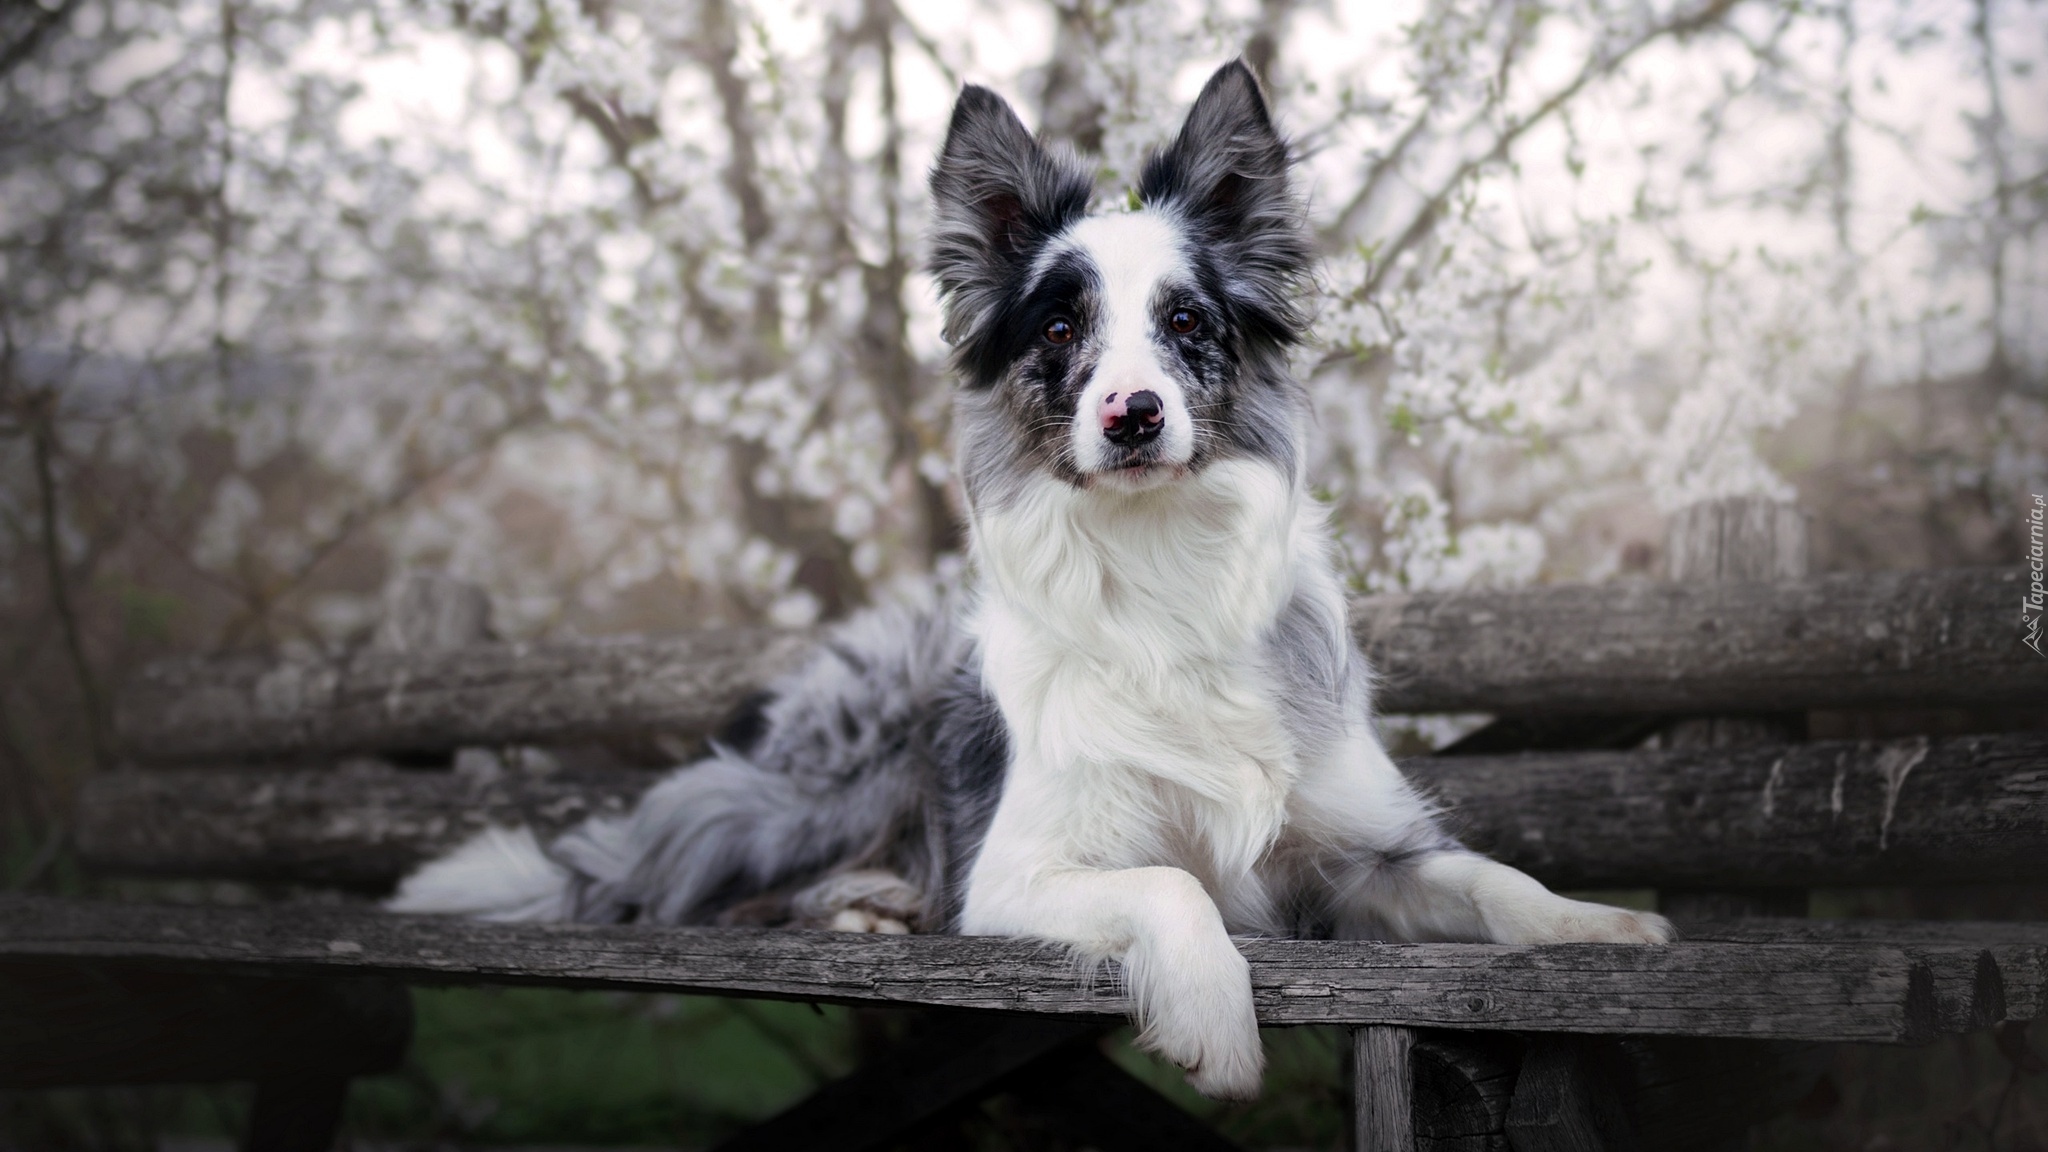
(547, 600, 980, 927)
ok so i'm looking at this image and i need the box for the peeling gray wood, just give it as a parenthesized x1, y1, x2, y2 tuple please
(77, 734, 2047, 893)
(76, 762, 648, 887)
(1678, 919, 2048, 1024)
(1657, 497, 1810, 921)
(1665, 498, 1809, 584)
(1412, 732, 2048, 889)
(1353, 566, 2042, 717)
(1354, 1025, 1416, 1152)
(113, 568, 2044, 763)
(116, 629, 815, 764)
(0, 895, 2002, 1043)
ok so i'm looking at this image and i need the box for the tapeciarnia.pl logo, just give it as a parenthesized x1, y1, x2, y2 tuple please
(2027, 493, 2045, 658)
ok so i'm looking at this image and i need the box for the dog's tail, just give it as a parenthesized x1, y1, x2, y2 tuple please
(386, 597, 963, 925)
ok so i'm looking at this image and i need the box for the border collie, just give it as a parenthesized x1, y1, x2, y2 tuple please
(391, 60, 1673, 1100)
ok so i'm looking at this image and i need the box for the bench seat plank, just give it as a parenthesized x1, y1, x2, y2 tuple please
(1678, 919, 2048, 1023)
(76, 733, 2048, 892)
(112, 568, 2042, 763)
(2, 896, 2031, 1044)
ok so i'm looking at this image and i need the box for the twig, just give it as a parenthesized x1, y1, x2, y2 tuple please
(30, 400, 107, 769)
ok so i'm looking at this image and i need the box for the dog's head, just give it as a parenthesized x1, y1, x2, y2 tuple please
(930, 60, 1313, 507)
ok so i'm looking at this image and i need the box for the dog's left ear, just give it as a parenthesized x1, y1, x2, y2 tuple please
(1139, 60, 1294, 238)
(1140, 60, 1312, 344)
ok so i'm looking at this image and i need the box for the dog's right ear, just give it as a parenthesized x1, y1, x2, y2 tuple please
(929, 86, 1091, 348)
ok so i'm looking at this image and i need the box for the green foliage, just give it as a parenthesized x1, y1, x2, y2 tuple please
(344, 989, 856, 1146)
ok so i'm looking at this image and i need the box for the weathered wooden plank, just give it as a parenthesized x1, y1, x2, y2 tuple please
(1655, 496, 1813, 921)
(76, 733, 2048, 892)
(112, 568, 2043, 763)
(76, 763, 647, 887)
(1415, 732, 2048, 889)
(1353, 1025, 1416, 1152)
(1393, 1033, 1832, 1152)
(114, 629, 815, 765)
(1411, 1032, 1520, 1152)
(1678, 919, 2048, 1023)
(1502, 1037, 1640, 1152)
(0, 895, 1980, 1043)
(1355, 566, 2041, 717)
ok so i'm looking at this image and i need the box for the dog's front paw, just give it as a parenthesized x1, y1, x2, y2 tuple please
(1133, 948, 1265, 1100)
(1147, 1009, 1264, 1101)
(1181, 1031, 1265, 1102)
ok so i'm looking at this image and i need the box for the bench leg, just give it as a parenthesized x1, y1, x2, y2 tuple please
(1503, 1036, 1640, 1152)
(1009, 1043, 1245, 1152)
(244, 1073, 349, 1152)
(711, 1013, 1096, 1152)
(1353, 1025, 1414, 1152)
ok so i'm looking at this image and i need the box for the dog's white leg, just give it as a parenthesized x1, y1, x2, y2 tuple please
(1350, 849, 1674, 944)
(965, 862, 1264, 1099)
(960, 778, 1264, 1100)
(1296, 728, 1673, 945)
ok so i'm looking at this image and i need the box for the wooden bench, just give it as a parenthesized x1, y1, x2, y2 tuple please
(6, 501, 2043, 1150)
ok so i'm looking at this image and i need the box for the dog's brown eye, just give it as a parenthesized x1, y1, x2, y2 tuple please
(1169, 309, 1199, 335)
(1044, 318, 1076, 345)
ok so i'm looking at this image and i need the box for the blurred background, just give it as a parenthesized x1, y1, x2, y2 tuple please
(1, 0, 2044, 1146)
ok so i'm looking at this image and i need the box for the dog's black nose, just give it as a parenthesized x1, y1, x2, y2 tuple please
(1102, 390, 1164, 446)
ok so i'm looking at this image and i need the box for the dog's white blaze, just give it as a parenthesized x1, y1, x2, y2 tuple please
(968, 457, 1303, 889)
(1057, 212, 1198, 475)
(962, 455, 1312, 1096)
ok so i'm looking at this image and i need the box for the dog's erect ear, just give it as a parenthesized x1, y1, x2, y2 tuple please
(930, 86, 1088, 262)
(1140, 59, 1293, 237)
(929, 85, 1093, 375)
(1139, 60, 1312, 346)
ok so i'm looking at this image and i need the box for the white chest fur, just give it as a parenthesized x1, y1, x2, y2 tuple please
(968, 459, 1320, 886)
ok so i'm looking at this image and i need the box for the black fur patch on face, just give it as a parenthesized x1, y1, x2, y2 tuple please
(962, 248, 1106, 486)
(1163, 241, 1307, 476)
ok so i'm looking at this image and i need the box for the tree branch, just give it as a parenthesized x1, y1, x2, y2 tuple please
(1331, 0, 1746, 300)
(29, 400, 105, 770)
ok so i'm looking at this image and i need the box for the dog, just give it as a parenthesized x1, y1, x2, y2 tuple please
(390, 59, 1673, 1100)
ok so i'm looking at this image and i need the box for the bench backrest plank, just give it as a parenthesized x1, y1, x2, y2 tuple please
(76, 733, 2048, 892)
(112, 568, 2041, 764)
